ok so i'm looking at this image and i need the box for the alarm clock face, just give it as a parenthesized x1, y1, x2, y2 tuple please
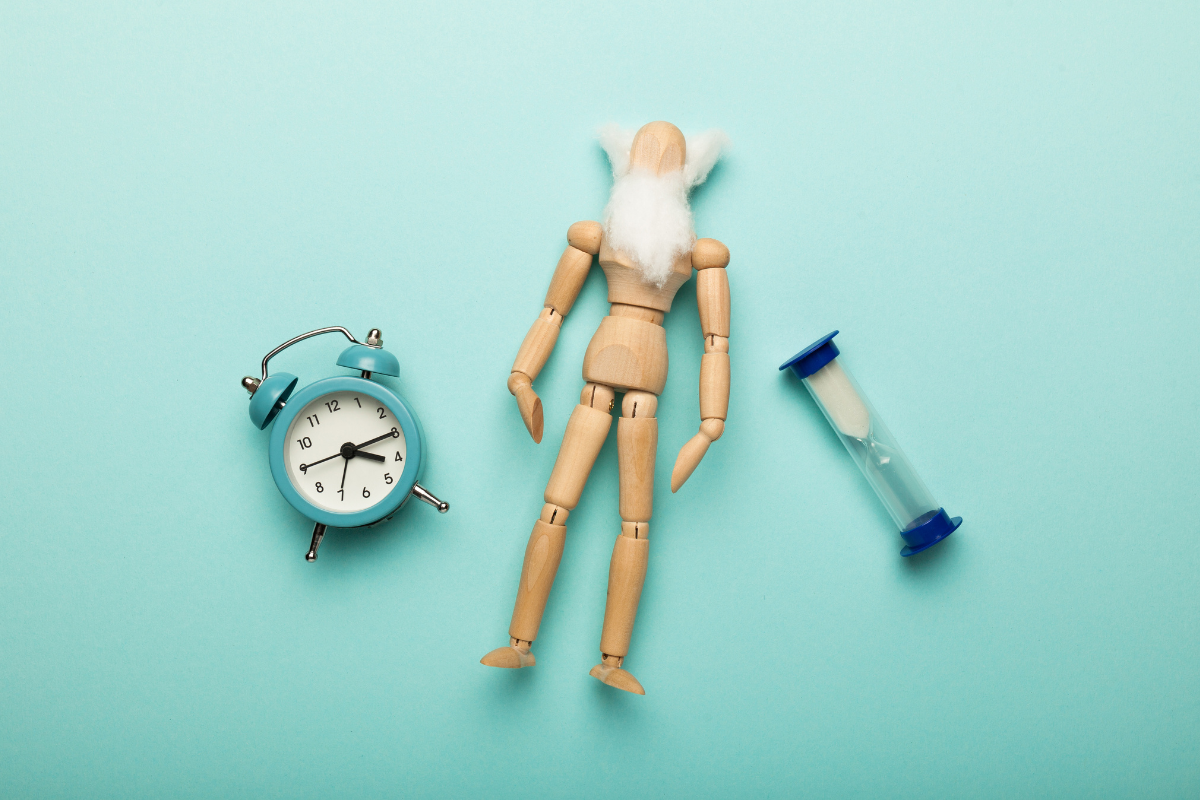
(282, 390, 408, 513)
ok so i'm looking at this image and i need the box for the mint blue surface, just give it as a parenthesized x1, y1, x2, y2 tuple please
(1, 2, 1198, 797)
(267, 376, 424, 529)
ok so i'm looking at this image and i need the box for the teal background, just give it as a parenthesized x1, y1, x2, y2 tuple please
(1, 1, 1197, 797)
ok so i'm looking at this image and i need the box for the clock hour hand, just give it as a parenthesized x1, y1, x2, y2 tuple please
(354, 451, 386, 462)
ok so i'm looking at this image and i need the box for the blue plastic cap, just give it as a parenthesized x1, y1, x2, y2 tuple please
(779, 331, 840, 379)
(336, 345, 400, 377)
(899, 508, 962, 557)
(249, 372, 298, 430)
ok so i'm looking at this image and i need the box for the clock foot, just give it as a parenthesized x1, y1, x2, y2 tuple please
(412, 483, 449, 513)
(305, 523, 327, 562)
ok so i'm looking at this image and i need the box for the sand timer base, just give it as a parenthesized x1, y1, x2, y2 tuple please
(900, 508, 962, 557)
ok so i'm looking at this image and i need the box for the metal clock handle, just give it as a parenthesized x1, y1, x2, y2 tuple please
(240, 327, 383, 395)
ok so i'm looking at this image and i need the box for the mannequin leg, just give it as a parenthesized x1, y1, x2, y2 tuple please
(481, 383, 615, 668)
(590, 391, 657, 694)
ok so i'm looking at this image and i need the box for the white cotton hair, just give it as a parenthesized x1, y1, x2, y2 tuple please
(598, 124, 637, 179)
(681, 129, 730, 188)
(603, 168, 694, 287)
(598, 125, 729, 287)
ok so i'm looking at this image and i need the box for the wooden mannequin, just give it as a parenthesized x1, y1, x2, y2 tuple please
(482, 121, 731, 695)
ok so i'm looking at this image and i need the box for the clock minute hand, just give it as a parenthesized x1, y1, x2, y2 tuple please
(352, 431, 400, 450)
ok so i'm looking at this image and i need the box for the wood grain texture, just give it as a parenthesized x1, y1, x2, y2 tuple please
(620, 521, 648, 540)
(699, 352, 730, 420)
(508, 519, 566, 643)
(700, 418, 725, 440)
(621, 390, 658, 419)
(598, 533, 649, 658)
(539, 502, 569, 525)
(670, 421, 724, 492)
(480, 644, 535, 668)
(507, 372, 543, 443)
(543, 402, 612, 510)
(581, 382, 616, 410)
(629, 121, 686, 175)
(610, 303, 665, 325)
(511, 307, 562, 380)
(696, 266, 730, 338)
(670, 432, 711, 492)
(544, 246, 593, 316)
(582, 315, 669, 394)
(706, 334, 729, 353)
(566, 220, 603, 254)
(589, 660, 645, 695)
(598, 238, 693, 313)
(618, 416, 658, 523)
(691, 237, 730, 270)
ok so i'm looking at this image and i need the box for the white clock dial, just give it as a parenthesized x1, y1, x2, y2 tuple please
(283, 390, 408, 513)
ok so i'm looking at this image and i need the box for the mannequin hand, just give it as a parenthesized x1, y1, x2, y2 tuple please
(508, 372, 544, 443)
(671, 419, 725, 492)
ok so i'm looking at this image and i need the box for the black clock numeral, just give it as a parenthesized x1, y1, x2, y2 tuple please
(325, 400, 340, 413)
(307, 415, 319, 427)
(362, 487, 371, 498)
(300, 464, 308, 473)
(354, 397, 361, 408)
(337, 489, 344, 501)
(297, 436, 312, 449)
(377, 407, 387, 419)
(384, 473, 393, 485)
(315, 482, 324, 493)
(394, 451, 403, 462)
(391, 427, 399, 438)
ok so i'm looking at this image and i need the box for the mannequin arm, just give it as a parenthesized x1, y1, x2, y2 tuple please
(509, 221, 602, 442)
(671, 239, 730, 491)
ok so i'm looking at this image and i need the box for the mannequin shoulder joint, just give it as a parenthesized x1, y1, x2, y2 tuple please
(567, 221, 603, 254)
(692, 238, 730, 270)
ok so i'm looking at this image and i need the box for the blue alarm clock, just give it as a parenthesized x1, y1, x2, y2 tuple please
(241, 326, 448, 562)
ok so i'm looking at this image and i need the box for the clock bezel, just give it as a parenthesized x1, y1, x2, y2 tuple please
(268, 376, 423, 527)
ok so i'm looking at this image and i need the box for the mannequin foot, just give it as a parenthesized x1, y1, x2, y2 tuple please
(480, 638, 536, 669)
(589, 654, 645, 695)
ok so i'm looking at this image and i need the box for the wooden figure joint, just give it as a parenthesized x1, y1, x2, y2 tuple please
(705, 335, 729, 354)
(540, 503, 570, 525)
(691, 238, 730, 270)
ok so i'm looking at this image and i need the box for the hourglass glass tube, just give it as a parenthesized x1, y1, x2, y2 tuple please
(780, 331, 961, 556)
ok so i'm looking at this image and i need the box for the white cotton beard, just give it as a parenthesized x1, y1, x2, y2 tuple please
(602, 167, 695, 288)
